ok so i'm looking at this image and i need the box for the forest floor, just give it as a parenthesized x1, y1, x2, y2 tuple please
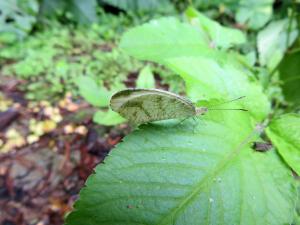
(0, 76, 131, 225)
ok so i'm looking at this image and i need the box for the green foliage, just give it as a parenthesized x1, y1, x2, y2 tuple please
(100, 0, 174, 12)
(266, 114, 300, 175)
(0, 0, 39, 42)
(65, 8, 299, 225)
(39, 0, 98, 24)
(0, 0, 99, 42)
(38, 0, 66, 18)
(235, 0, 274, 30)
(175, 0, 275, 30)
(257, 18, 298, 70)
(0, 23, 142, 101)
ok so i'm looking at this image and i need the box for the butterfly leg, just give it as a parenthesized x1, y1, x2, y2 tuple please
(196, 115, 207, 126)
(191, 115, 208, 133)
(170, 117, 193, 129)
(179, 117, 189, 124)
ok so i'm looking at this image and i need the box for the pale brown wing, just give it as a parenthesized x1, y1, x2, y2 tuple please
(110, 89, 196, 124)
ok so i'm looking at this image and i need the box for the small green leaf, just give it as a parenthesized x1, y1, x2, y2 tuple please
(93, 109, 126, 126)
(257, 19, 299, 70)
(136, 65, 155, 89)
(75, 76, 111, 107)
(278, 46, 300, 105)
(235, 0, 274, 30)
(186, 7, 246, 49)
(266, 113, 300, 175)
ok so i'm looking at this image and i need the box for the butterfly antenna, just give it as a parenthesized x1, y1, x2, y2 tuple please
(208, 108, 248, 111)
(207, 96, 246, 109)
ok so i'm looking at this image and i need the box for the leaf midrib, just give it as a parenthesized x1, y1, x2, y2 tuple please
(156, 130, 254, 225)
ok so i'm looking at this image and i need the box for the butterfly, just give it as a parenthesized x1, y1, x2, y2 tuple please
(110, 88, 246, 125)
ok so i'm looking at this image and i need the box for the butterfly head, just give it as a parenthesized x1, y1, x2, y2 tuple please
(195, 107, 208, 115)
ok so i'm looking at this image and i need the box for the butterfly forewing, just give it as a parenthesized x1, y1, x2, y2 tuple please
(110, 89, 196, 125)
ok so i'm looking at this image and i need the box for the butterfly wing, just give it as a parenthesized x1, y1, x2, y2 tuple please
(110, 89, 196, 124)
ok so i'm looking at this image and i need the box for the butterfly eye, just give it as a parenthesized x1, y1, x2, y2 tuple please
(195, 107, 208, 115)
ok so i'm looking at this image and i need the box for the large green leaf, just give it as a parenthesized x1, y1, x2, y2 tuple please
(69, 0, 98, 24)
(235, 0, 274, 30)
(66, 110, 297, 225)
(257, 19, 298, 70)
(119, 17, 223, 63)
(266, 113, 300, 175)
